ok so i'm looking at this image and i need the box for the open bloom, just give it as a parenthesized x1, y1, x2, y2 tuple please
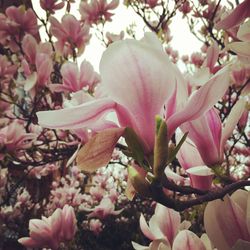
(49, 14, 90, 56)
(40, 0, 65, 13)
(37, 33, 229, 155)
(18, 204, 77, 249)
(181, 99, 246, 166)
(79, 0, 119, 25)
(132, 203, 206, 250)
(204, 190, 250, 250)
(50, 60, 100, 93)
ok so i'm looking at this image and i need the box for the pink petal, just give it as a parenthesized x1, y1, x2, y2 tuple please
(215, 0, 250, 30)
(204, 195, 250, 250)
(154, 203, 180, 245)
(228, 41, 250, 58)
(61, 62, 80, 92)
(99, 33, 176, 152)
(176, 135, 204, 170)
(140, 214, 156, 240)
(181, 108, 222, 166)
(221, 98, 246, 151)
(167, 66, 229, 139)
(37, 98, 116, 129)
(22, 34, 38, 64)
(172, 230, 206, 250)
(18, 237, 41, 248)
(204, 42, 219, 72)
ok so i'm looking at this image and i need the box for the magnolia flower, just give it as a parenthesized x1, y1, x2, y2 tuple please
(37, 33, 230, 156)
(0, 55, 17, 80)
(49, 14, 91, 56)
(89, 219, 103, 235)
(181, 99, 246, 166)
(40, 0, 65, 13)
(132, 203, 206, 250)
(3, 6, 38, 36)
(50, 60, 100, 93)
(0, 121, 36, 157)
(87, 197, 123, 219)
(204, 190, 250, 250)
(79, 0, 119, 25)
(18, 205, 77, 249)
(21, 34, 53, 91)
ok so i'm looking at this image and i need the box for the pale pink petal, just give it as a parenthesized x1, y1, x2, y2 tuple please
(22, 34, 38, 64)
(247, 192, 250, 236)
(172, 230, 206, 250)
(176, 135, 204, 170)
(140, 214, 156, 240)
(61, 205, 77, 240)
(61, 14, 81, 40)
(50, 208, 62, 238)
(154, 204, 180, 245)
(61, 62, 80, 92)
(228, 41, 250, 58)
(148, 215, 167, 240)
(164, 167, 185, 183)
(204, 42, 219, 72)
(180, 108, 222, 166)
(18, 237, 41, 248)
(215, 0, 250, 29)
(37, 98, 116, 129)
(237, 19, 250, 42)
(204, 195, 250, 250)
(221, 98, 246, 150)
(167, 66, 230, 138)
(100, 34, 176, 152)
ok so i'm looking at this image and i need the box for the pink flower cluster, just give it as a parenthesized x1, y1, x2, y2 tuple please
(18, 204, 77, 249)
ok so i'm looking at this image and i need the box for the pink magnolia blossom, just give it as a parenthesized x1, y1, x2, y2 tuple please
(0, 121, 36, 158)
(18, 204, 77, 249)
(37, 33, 230, 156)
(181, 99, 246, 166)
(87, 197, 123, 219)
(40, 0, 65, 13)
(0, 6, 38, 51)
(216, 0, 250, 30)
(89, 219, 103, 235)
(79, 0, 119, 25)
(0, 55, 17, 79)
(50, 60, 100, 93)
(49, 14, 91, 56)
(21, 34, 53, 91)
(132, 203, 206, 250)
(204, 190, 250, 250)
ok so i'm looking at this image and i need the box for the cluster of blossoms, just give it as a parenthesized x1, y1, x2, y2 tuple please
(0, 0, 249, 250)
